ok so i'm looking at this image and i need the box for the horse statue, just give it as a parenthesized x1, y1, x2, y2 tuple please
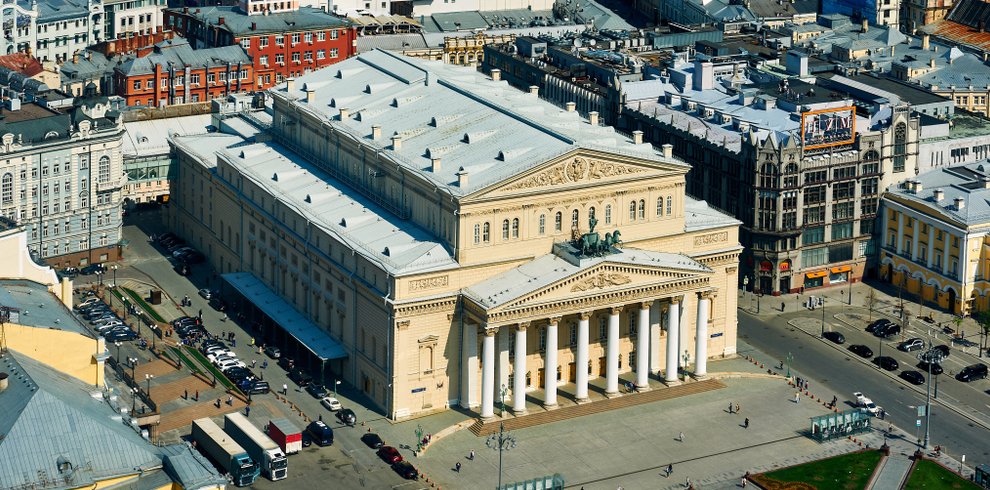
(604, 230, 623, 250)
(580, 232, 600, 256)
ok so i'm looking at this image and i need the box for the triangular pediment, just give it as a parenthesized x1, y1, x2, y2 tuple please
(483, 261, 709, 315)
(468, 150, 686, 200)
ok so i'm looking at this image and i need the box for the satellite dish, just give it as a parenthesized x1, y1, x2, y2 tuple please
(589, 39, 597, 46)
(573, 38, 581, 47)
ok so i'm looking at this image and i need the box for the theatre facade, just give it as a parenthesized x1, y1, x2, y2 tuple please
(169, 49, 742, 420)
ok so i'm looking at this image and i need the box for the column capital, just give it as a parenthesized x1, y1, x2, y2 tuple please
(669, 296, 682, 305)
(698, 289, 716, 300)
(610, 306, 624, 315)
(639, 301, 652, 310)
(482, 325, 499, 337)
(578, 311, 592, 320)
(516, 322, 530, 332)
(548, 316, 561, 325)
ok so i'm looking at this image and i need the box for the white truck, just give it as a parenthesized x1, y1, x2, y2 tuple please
(224, 413, 288, 481)
(853, 392, 881, 415)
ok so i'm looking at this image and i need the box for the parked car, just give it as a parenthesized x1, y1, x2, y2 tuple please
(174, 263, 191, 276)
(172, 316, 199, 327)
(875, 324, 901, 337)
(823, 331, 845, 344)
(853, 392, 881, 415)
(246, 380, 271, 395)
(917, 361, 944, 375)
(320, 396, 342, 411)
(873, 356, 899, 371)
(74, 298, 101, 310)
(377, 446, 403, 464)
(866, 319, 892, 334)
(306, 383, 329, 399)
(180, 251, 206, 264)
(216, 359, 246, 370)
(172, 246, 195, 258)
(59, 267, 79, 278)
(956, 363, 989, 382)
(848, 344, 873, 358)
(392, 461, 418, 480)
(361, 432, 384, 449)
(336, 408, 356, 426)
(80, 263, 106, 275)
(289, 369, 313, 386)
(899, 370, 925, 385)
(105, 330, 138, 342)
(197, 288, 215, 300)
(932, 344, 951, 358)
(306, 421, 334, 446)
(898, 338, 925, 352)
(264, 345, 281, 359)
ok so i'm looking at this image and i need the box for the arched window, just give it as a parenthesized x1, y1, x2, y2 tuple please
(588, 206, 596, 221)
(657, 196, 664, 216)
(893, 123, 907, 172)
(98, 155, 111, 183)
(473, 224, 480, 244)
(605, 204, 612, 224)
(571, 209, 579, 229)
(1, 173, 12, 205)
(666, 196, 673, 215)
(538, 214, 546, 235)
(863, 150, 880, 161)
(629, 201, 636, 220)
(483, 222, 490, 242)
(759, 162, 777, 188)
(511, 218, 519, 238)
(638, 200, 645, 219)
(502, 219, 510, 240)
(554, 212, 562, 232)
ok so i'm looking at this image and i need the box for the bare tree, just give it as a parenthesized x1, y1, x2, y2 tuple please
(865, 288, 878, 323)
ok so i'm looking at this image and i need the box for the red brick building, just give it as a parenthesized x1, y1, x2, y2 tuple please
(113, 38, 255, 107)
(164, 2, 356, 90)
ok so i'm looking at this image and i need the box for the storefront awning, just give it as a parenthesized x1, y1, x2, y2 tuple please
(830, 265, 852, 274)
(806, 271, 828, 279)
(222, 272, 347, 361)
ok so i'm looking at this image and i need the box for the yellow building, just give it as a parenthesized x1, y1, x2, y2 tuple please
(880, 163, 990, 314)
(168, 50, 742, 420)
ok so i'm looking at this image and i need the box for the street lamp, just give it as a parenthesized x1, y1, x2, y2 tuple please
(485, 421, 518, 490)
(821, 297, 827, 338)
(333, 379, 341, 399)
(131, 386, 139, 414)
(115, 341, 122, 365)
(785, 352, 793, 378)
(917, 342, 947, 449)
(96, 270, 104, 288)
(111, 264, 118, 288)
(128, 356, 137, 380)
(145, 373, 154, 404)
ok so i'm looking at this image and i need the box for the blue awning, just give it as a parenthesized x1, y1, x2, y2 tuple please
(222, 272, 347, 361)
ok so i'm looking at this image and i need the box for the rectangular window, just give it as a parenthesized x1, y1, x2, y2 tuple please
(829, 243, 854, 262)
(832, 202, 855, 220)
(802, 247, 828, 267)
(305, 32, 313, 43)
(804, 206, 826, 224)
(833, 166, 856, 180)
(304, 51, 313, 61)
(208, 73, 215, 84)
(291, 33, 300, 45)
(833, 181, 855, 200)
(861, 178, 879, 196)
(804, 186, 826, 204)
(858, 239, 876, 258)
(317, 49, 325, 60)
(330, 29, 338, 39)
(804, 170, 827, 184)
(276, 53, 284, 64)
(132, 80, 141, 90)
(276, 35, 284, 45)
(803, 226, 825, 245)
(260, 36, 269, 48)
(832, 222, 854, 240)
(240, 38, 251, 49)
(191, 73, 200, 85)
(861, 198, 878, 216)
(330, 48, 338, 58)
(292, 52, 300, 62)
(569, 325, 577, 347)
(259, 55, 268, 66)
(860, 218, 874, 235)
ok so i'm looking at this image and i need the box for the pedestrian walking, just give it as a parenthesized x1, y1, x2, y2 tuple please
(215, 398, 221, 408)
(227, 395, 233, 406)
(455, 462, 461, 472)
(728, 402, 734, 414)
(666, 464, 673, 477)
(232, 338, 236, 347)
(735, 403, 741, 414)
(831, 395, 837, 408)
(198, 309, 202, 319)
(744, 418, 749, 428)
(741, 476, 748, 487)
(184, 389, 188, 399)
(686, 477, 692, 489)
(246, 406, 251, 417)
(794, 392, 800, 403)
(220, 331, 226, 339)
(250, 337, 255, 346)
(262, 360, 268, 369)
(251, 359, 257, 368)
(469, 450, 475, 460)
(195, 390, 199, 401)
(283, 383, 288, 395)
(678, 432, 685, 442)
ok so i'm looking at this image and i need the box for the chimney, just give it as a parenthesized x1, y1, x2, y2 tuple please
(339, 108, 349, 120)
(914, 181, 923, 193)
(391, 134, 402, 150)
(588, 111, 599, 126)
(982, 177, 990, 189)
(933, 189, 944, 201)
(183, 6, 188, 13)
(929, 58, 936, 68)
(72, 52, 78, 63)
(490, 68, 501, 81)
(285, 77, 295, 92)
(633, 130, 644, 144)
(861, 18, 868, 33)
(218, 16, 225, 25)
(0, 372, 7, 393)
(955, 197, 965, 210)
(371, 125, 382, 140)
(661, 143, 673, 158)
(251, 22, 256, 30)
(431, 157, 441, 172)
(528, 85, 539, 95)
(457, 167, 469, 187)
(305, 89, 315, 104)
(565, 101, 576, 112)
(922, 33, 930, 50)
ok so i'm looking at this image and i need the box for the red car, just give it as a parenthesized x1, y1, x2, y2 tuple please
(377, 445, 403, 464)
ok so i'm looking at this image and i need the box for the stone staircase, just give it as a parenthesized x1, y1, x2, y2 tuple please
(469, 378, 726, 436)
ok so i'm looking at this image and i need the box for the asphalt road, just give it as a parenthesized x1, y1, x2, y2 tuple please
(739, 310, 990, 465)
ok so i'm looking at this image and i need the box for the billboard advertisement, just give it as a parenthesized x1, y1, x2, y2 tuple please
(801, 107, 856, 150)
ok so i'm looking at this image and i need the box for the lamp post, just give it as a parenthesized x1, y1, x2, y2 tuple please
(129, 356, 137, 380)
(132, 386, 139, 414)
(145, 373, 154, 403)
(115, 341, 122, 365)
(917, 342, 946, 449)
(111, 264, 118, 289)
(485, 421, 518, 490)
(333, 379, 341, 399)
(821, 297, 827, 338)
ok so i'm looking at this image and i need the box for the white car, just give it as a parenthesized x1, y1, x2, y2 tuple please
(210, 354, 237, 365)
(216, 359, 246, 370)
(320, 396, 342, 411)
(198, 288, 214, 300)
(206, 349, 235, 361)
(853, 392, 881, 415)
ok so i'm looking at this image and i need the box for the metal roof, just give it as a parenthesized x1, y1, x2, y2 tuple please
(222, 272, 348, 360)
(0, 280, 90, 337)
(0, 352, 162, 490)
(167, 6, 350, 37)
(117, 39, 251, 77)
(123, 114, 212, 158)
(887, 161, 990, 226)
(161, 444, 227, 489)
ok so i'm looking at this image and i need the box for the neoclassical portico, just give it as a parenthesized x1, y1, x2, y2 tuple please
(461, 242, 721, 419)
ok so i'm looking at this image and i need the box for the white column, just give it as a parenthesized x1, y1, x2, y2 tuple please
(575, 312, 590, 402)
(544, 318, 559, 408)
(606, 307, 621, 395)
(512, 323, 528, 414)
(649, 300, 662, 374)
(927, 226, 935, 269)
(695, 292, 711, 377)
(942, 234, 952, 275)
(480, 327, 496, 419)
(636, 302, 650, 389)
(460, 323, 479, 409)
(912, 221, 920, 261)
(897, 212, 905, 254)
(665, 298, 681, 383)
(497, 328, 510, 408)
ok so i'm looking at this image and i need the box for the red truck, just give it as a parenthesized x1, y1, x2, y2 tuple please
(267, 418, 302, 455)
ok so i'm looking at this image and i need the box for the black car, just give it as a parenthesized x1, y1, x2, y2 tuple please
(823, 331, 845, 344)
(59, 267, 79, 278)
(80, 263, 106, 275)
(392, 461, 419, 480)
(956, 363, 989, 382)
(172, 317, 200, 327)
(306, 421, 334, 446)
(180, 251, 206, 264)
(900, 370, 925, 385)
(336, 408, 356, 426)
(105, 331, 138, 342)
(246, 380, 271, 395)
(289, 369, 313, 386)
(157, 232, 177, 244)
(305, 382, 329, 399)
(866, 319, 892, 334)
(848, 344, 873, 358)
(875, 324, 901, 337)
(264, 345, 282, 359)
(917, 361, 944, 375)
(174, 263, 191, 276)
(873, 356, 899, 371)
(932, 344, 951, 358)
(361, 432, 384, 449)
(223, 367, 255, 380)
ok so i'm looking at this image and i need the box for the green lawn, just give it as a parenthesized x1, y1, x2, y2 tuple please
(755, 450, 883, 490)
(122, 287, 166, 323)
(169, 346, 201, 374)
(905, 459, 980, 490)
(185, 346, 241, 394)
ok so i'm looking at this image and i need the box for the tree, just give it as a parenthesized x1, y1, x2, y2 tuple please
(865, 288, 878, 323)
(977, 312, 990, 359)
